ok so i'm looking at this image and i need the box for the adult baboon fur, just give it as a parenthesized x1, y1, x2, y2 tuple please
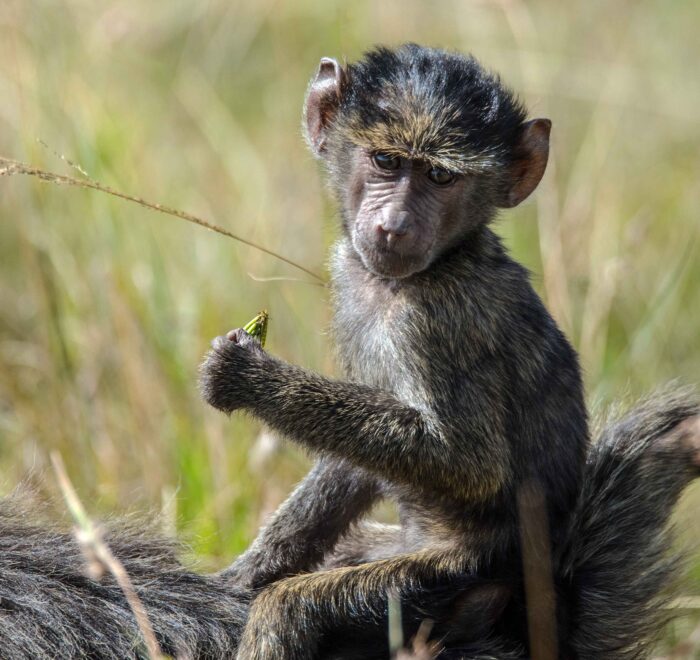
(0, 391, 697, 658)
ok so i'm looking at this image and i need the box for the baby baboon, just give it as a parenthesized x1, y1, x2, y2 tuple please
(201, 44, 589, 658)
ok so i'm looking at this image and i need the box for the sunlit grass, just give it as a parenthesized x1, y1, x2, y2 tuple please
(0, 0, 698, 645)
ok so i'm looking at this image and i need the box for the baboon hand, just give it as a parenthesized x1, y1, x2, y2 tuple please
(199, 328, 267, 413)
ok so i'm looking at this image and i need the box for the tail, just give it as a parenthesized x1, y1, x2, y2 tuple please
(558, 387, 700, 659)
(0, 498, 250, 659)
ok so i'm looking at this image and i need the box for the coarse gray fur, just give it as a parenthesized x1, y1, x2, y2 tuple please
(0, 499, 249, 659)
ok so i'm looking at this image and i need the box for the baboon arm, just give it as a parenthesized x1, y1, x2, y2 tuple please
(200, 332, 508, 497)
(245, 358, 507, 497)
(222, 457, 381, 589)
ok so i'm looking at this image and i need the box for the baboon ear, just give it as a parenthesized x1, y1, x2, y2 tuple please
(304, 57, 347, 156)
(497, 118, 551, 208)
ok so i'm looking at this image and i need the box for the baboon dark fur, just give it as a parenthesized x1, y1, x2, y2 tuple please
(557, 388, 700, 658)
(331, 44, 528, 175)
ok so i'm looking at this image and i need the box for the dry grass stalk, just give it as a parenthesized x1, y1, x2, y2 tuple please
(0, 154, 325, 284)
(50, 451, 166, 660)
(387, 588, 403, 655)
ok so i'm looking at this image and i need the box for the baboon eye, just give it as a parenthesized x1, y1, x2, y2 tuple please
(373, 152, 401, 171)
(427, 167, 455, 185)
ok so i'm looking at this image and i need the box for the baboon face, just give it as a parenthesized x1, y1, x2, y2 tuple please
(342, 148, 476, 279)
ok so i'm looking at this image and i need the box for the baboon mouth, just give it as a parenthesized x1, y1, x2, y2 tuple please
(352, 232, 435, 279)
(356, 246, 428, 279)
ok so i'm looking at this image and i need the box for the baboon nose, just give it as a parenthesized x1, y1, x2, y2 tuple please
(377, 210, 410, 242)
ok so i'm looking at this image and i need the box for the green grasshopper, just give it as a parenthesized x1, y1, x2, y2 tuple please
(243, 310, 269, 348)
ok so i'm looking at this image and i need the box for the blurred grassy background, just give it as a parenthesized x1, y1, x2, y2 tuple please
(0, 0, 699, 646)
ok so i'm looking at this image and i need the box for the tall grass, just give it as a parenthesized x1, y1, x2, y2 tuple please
(0, 0, 698, 637)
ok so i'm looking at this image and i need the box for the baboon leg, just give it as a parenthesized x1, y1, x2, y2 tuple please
(320, 522, 402, 569)
(223, 457, 381, 589)
(236, 549, 505, 660)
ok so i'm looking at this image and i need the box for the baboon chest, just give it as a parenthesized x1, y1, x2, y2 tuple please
(333, 284, 422, 402)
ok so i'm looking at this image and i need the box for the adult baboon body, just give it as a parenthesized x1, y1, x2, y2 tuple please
(0, 393, 697, 658)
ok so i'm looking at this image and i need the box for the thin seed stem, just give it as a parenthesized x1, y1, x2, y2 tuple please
(0, 155, 326, 285)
